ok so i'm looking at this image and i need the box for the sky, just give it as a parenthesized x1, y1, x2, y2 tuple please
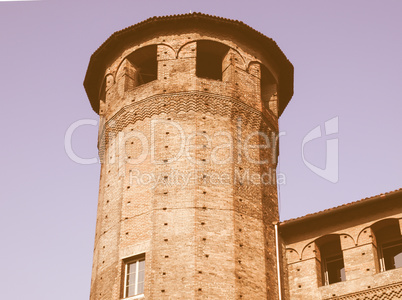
(0, 0, 401, 299)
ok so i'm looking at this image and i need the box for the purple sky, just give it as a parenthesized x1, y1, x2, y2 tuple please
(0, 1, 401, 299)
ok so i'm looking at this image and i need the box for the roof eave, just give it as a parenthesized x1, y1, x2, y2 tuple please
(280, 188, 402, 232)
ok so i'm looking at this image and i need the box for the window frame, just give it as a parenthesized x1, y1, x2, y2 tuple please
(379, 237, 402, 272)
(372, 219, 402, 273)
(322, 253, 346, 285)
(122, 254, 145, 299)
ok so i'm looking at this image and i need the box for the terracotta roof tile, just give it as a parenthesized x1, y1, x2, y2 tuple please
(90, 12, 280, 61)
(281, 187, 402, 225)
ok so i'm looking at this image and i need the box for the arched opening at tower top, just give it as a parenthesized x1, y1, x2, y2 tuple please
(126, 44, 158, 85)
(196, 40, 229, 80)
(260, 65, 278, 115)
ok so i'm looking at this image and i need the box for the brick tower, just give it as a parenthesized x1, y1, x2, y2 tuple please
(84, 13, 293, 300)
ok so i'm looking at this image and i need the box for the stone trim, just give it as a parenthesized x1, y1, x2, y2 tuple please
(120, 241, 150, 260)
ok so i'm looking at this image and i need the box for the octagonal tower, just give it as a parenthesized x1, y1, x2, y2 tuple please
(84, 13, 293, 300)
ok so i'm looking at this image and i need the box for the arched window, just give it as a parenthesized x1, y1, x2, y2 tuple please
(196, 40, 229, 80)
(372, 219, 402, 272)
(316, 235, 346, 285)
(99, 77, 106, 103)
(126, 45, 158, 86)
(260, 65, 277, 113)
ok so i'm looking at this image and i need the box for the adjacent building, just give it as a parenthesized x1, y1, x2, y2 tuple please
(281, 188, 402, 299)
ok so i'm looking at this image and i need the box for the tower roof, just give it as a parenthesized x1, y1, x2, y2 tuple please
(84, 13, 294, 115)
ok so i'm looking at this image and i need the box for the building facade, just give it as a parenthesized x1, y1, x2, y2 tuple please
(83, 13, 402, 299)
(281, 188, 402, 299)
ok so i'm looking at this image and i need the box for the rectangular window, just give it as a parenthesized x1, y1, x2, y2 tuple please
(123, 256, 145, 299)
(382, 240, 402, 271)
(324, 254, 346, 285)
